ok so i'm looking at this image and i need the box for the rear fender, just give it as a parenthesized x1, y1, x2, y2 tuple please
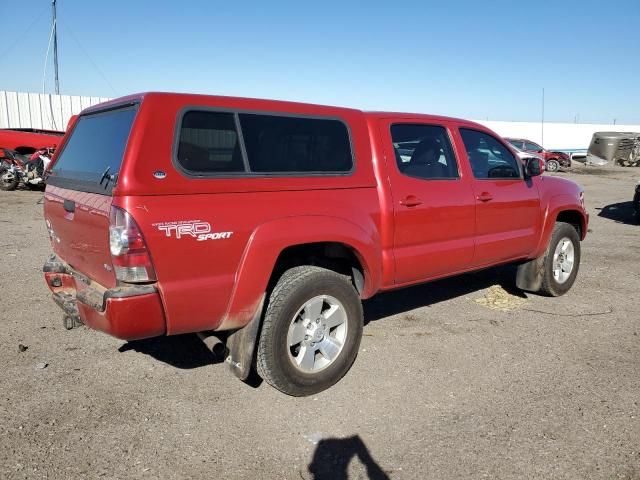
(218, 215, 381, 331)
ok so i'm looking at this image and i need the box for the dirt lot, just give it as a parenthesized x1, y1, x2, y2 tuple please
(0, 166, 639, 480)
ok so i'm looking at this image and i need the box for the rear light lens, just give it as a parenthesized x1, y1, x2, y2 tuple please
(109, 206, 156, 283)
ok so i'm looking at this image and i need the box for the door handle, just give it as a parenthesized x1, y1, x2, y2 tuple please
(476, 192, 493, 202)
(400, 195, 423, 207)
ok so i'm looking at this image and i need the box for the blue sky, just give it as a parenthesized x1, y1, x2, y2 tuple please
(1, 0, 639, 124)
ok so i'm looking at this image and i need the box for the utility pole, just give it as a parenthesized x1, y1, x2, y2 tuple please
(52, 0, 60, 94)
(541, 88, 545, 147)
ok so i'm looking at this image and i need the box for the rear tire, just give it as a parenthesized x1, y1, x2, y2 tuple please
(256, 266, 363, 396)
(546, 159, 560, 172)
(0, 166, 19, 191)
(539, 222, 581, 296)
(25, 182, 45, 191)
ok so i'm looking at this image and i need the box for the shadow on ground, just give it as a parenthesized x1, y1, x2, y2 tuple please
(308, 435, 390, 480)
(569, 167, 614, 176)
(118, 331, 264, 386)
(118, 333, 224, 369)
(596, 201, 638, 225)
(118, 265, 521, 372)
(363, 264, 521, 323)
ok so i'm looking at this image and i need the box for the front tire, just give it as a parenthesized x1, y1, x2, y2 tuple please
(546, 159, 560, 172)
(256, 266, 363, 396)
(540, 222, 581, 296)
(0, 167, 19, 191)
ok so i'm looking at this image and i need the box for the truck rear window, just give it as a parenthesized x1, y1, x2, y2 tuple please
(47, 106, 137, 194)
(175, 110, 353, 176)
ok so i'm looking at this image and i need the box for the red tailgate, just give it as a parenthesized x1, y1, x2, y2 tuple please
(44, 186, 116, 288)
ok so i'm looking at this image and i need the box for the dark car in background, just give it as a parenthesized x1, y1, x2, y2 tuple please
(506, 138, 571, 172)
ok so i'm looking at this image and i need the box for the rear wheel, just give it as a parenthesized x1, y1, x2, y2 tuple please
(540, 222, 581, 296)
(546, 159, 560, 172)
(25, 182, 45, 191)
(0, 166, 19, 191)
(256, 266, 363, 396)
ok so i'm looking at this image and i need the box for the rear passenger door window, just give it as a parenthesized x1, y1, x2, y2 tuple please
(390, 124, 458, 179)
(459, 129, 521, 179)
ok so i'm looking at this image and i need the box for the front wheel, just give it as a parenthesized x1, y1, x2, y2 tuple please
(0, 166, 19, 191)
(546, 159, 560, 172)
(540, 222, 581, 296)
(256, 266, 363, 396)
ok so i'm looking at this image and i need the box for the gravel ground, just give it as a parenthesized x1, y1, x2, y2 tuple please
(0, 166, 639, 479)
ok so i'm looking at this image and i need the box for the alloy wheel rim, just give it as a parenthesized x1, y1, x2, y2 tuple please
(287, 295, 348, 373)
(552, 237, 575, 284)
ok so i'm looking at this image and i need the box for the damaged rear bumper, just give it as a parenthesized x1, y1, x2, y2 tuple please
(43, 255, 166, 340)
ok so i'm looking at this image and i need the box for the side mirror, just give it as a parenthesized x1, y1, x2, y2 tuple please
(524, 157, 544, 177)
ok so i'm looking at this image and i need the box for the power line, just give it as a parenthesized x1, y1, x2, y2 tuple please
(42, 17, 59, 131)
(59, 21, 118, 96)
(52, 0, 60, 94)
(0, 8, 49, 64)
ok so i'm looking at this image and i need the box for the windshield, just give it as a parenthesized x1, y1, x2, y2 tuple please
(47, 106, 137, 194)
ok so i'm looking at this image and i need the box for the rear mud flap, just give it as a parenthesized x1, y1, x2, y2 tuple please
(225, 294, 265, 381)
(516, 256, 545, 292)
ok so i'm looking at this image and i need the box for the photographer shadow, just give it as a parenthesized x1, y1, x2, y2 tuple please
(308, 435, 389, 480)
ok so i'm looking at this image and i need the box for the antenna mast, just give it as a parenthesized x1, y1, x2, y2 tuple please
(541, 87, 545, 147)
(52, 0, 60, 94)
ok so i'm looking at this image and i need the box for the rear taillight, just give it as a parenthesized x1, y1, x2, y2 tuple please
(109, 206, 156, 283)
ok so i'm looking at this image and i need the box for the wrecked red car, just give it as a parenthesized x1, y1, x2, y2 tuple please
(0, 128, 63, 155)
(505, 138, 571, 172)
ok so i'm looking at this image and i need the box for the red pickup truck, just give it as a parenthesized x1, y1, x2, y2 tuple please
(42, 93, 588, 396)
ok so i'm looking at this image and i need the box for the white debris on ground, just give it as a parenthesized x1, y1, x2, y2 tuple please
(474, 285, 527, 311)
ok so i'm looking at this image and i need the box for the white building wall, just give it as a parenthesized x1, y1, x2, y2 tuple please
(475, 120, 640, 151)
(0, 91, 111, 131)
(2, 91, 639, 151)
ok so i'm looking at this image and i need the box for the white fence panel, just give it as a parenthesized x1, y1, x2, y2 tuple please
(0, 91, 112, 131)
(17, 92, 31, 127)
(60, 96, 74, 130)
(2, 91, 639, 149)
(0, 92, 8, 127)
(28, 93, 43, 129)
(5, 92, 20, 128)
